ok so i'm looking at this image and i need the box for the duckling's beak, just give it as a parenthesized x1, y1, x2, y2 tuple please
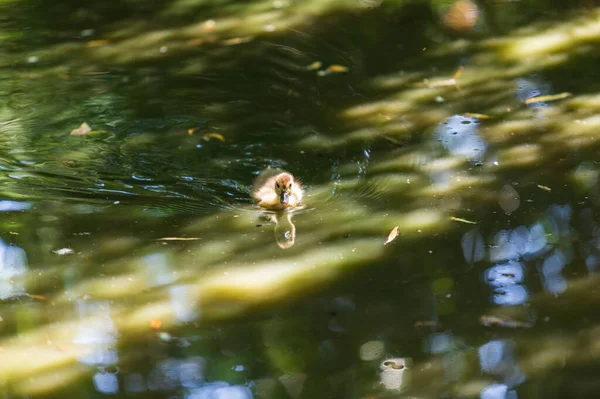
(280, 191, 290, 205)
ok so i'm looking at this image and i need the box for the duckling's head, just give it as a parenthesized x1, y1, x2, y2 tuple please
(274, 173, 295, 205)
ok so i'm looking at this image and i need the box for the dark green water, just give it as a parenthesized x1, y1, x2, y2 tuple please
(1, 0, 600, 398)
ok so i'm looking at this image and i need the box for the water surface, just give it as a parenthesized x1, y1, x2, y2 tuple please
(1, 0, 600, 398)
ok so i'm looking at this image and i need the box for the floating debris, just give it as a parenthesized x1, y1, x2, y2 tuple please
(463, 113, 491, 119)
(413, 320, 439, 328)
(317, 64, 349, 76)
(416, 66, 464, 88)
(223, 36, 253, 46)
(187, 38, 205, 46)
(380, 358, 410, 391)
(450, 216, 477, 224)
(202, 133, 225, 142)
(203, 20, 216, 33)
(157, 237, 200, 241)
(52, 248, 74, 255)
(87, 40, 110, 47)
(525, 92, 571, 104)
(382, 360, 405, 370)
(305, 61, 322, 71)
(71, 122, 92, 136)
(537, 184, 551, 192)
(384, 226, 399, 245)
(480, 314, 533, 328)
(150, 318, 162, 330)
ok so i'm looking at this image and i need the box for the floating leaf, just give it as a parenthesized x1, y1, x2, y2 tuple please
(416, 66, 464, 88)
(187, 38, 205, 46)
(87, 40, 110, 47)
(328, 64, 348, 73)
(384, 226, 399, 245)
(537, 184, 551, 192)
(52, 248, 74, 255)
(463, 113, 491, 119)
(413, 320, 439, 328)
(525, 92, 571, 104)
(203, 20, 216, 32)
(305, 61, 322, 71)
(480, 315, 532, 328)
(317, 64, 349, 76)
(157, 237, 200, 241)
(30, 294, 48, 301)
(498, 184, 520, 214)
(450, 216, 477, 224)
(57, 344, 70, 352)
(223, 36, 253, 46)
(202, 132, 225, 142)
(150, 318, 162, 330)
(71, 122, 92, 136)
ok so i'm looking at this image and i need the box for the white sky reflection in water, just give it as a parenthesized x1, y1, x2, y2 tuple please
(0, 238, 28, 299)
(435, 115, 487, 162)
(170, 284, 200, 323)
(479, 339, 525, 391)
(539, 249, 568, 294)
(485, 262, 528, 306)
(73, 301, 119, 366)
(186, 382, 253, 399)
(93, 369, 119, 395)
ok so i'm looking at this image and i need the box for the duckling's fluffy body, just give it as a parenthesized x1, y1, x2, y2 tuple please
(252, 169, 303, 210)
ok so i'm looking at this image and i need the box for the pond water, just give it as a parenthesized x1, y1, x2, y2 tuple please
(1, 0, 600, 398)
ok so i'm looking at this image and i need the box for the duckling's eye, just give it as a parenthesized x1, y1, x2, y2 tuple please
(275, 183, 280, 189)
(289, 183, 293, 189)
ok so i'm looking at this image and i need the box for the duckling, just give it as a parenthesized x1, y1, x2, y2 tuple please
(252, 169, 303, 210)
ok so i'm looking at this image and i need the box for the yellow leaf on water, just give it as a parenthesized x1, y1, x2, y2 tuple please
(384, 226, 399, 245)
(87, 40, 110, 47)
(453, 66, 465, 80)
(317, 64, 349, 76)
(328, 64, 349, 73)
(187, 38, 205, 46)
(463, 113, 491, 119)
(157, 237, 200, 241)
(150, 318, 162, 330)
(537, 184, 551, 192)
(188, 128, 196, 135)
(71, 122, 92, 136)
(305, 61, 322, 70)
(450, 216, 477, 224)
(524, 92, 571, 105)
(223, 36, 253, 46)
(202, 133, 225, 142)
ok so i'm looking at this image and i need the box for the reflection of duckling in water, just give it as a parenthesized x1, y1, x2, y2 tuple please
(272, 211, 296, 249)
(252, 169, 303, 248)
(252, 169, 303, 210)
